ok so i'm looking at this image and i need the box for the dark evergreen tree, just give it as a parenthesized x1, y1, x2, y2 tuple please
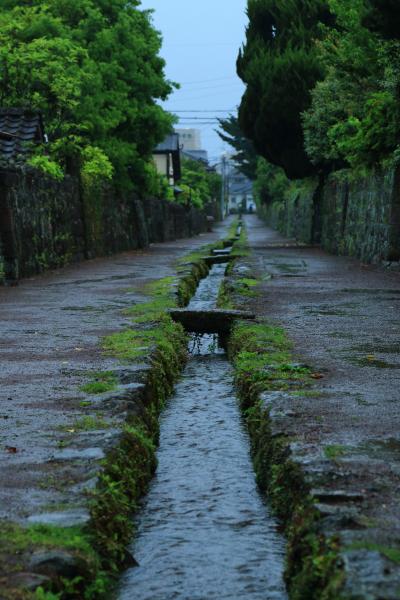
(237, 0, 334, 179)
(363, 0, 400, 39)
(216, 115, 258, 180)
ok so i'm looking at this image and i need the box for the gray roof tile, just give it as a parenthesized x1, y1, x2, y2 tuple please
(0, 108, 44, 161)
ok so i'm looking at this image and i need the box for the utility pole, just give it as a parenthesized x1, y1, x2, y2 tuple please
(221, 155, 226, 220)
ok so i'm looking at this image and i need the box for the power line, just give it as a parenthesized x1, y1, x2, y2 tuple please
(171, 110, 235, 113)
(176, 82, 244, 93)
(179, 77, 238, 85)
(166, 42, 237, 48)
(170, 90, 242, 103)
(178, 117, 220, 121)
(172, 86, 244, 98)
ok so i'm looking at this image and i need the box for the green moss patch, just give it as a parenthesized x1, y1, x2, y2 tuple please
(80, 372, 118, 395)
(230, 225, 250, 258)
(324, 445, 349, 461)
(216, 279, 235, 309)
(228, 319, 345, 599)
(346, 542, 400, 565)
(71, 416, 111, 432)
(229, 321, 312, 405)
(103, 319, 185, 365)
(125, 277, 177, 322)
(89, 425, 157, 572)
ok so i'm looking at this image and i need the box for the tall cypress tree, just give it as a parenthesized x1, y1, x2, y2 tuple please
(363, 0, 400, 39)
(237, 0, 334, 179)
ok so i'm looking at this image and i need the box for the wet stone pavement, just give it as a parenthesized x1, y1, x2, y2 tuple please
(0, 224, 228, 523)
(244, 214, 400, 597)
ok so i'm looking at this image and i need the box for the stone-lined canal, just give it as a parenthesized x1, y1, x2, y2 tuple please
(118, 264, 287, 599)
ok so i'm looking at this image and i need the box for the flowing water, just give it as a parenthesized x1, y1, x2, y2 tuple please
(118, 265, 288, 600)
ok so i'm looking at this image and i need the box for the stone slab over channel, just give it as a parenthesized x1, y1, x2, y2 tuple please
(0, 219, 232, 523)
(242, 214, 400, 596)
(168, 308, 256, 335)
(204, 254, 237, 266)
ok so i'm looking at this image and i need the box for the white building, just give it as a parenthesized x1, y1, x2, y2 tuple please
(175, 128, 202, 151)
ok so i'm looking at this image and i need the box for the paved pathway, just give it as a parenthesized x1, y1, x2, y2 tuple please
(245, 214, 400, 554)
(0, 223, 228, 522)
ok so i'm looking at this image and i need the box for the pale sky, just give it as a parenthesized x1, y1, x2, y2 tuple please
(139, 0, 248, 164)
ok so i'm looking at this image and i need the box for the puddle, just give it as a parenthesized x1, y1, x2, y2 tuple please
(346, 356, 400, 369)
(341, 288, 400, 295)
(306, 307, 350, 317)
(350, 343, 400, 355)
(345, 438, 400, 464)
(118, 264, 287, 599)
(328, 331, 355, 339)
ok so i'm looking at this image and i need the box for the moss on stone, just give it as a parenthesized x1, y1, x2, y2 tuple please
(216, 279, 235, 309)
(324, 445, 349, 461)
(0, 521, 108, 600)
(88, 424, 157, 572)
(228, 320, 345, 599)
(346, 542, 400, 565)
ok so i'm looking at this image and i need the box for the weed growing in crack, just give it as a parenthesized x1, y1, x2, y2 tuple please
(80, 372, 118, 395)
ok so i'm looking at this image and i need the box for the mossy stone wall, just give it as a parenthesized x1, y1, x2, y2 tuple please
(0, 168, 85, 280)
(261, 167, 400, 263)
(0, 167, 209, 281)
(260, 179, 318, 245)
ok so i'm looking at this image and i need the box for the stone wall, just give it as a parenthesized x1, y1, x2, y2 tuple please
(321, 170, 400, 262)
(261, 167, 400, 263)
(0, 167, 210, 282)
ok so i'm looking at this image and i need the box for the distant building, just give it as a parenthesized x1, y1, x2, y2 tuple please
(175, 128, 202, 151)
(153, 133, 181, 185)
(227, 167, 254, 214)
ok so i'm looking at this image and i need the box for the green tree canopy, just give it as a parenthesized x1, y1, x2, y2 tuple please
(0, 0, 175, 190)
(303, 0, 400, 170)
(177, 158, 221, 209)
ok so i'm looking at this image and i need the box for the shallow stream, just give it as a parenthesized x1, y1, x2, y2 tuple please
(118, 264, 287, 599)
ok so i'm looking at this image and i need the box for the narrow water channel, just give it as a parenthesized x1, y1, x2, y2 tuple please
(118, 264, 288, 600)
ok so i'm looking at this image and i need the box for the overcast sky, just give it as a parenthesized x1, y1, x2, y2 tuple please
(139, 0, 248, 164)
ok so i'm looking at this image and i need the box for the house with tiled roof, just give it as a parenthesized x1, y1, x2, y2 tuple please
(0, 108, 45, 162)
(0, 108, 47, 282)
(153, 133, 181, 185)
